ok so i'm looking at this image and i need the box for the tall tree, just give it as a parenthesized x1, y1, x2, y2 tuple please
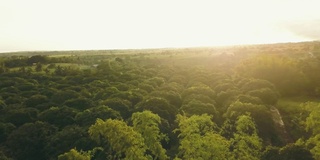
(175, 114, 230, 160)
(6, 121, 57, 160)
(88, 119, 148, 160)
(304, 102, 320, 159)
(231, 114, 262, 160)
(131, 111, 168, 160)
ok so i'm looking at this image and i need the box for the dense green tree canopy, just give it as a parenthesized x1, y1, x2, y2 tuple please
(0, 42, 320, 159)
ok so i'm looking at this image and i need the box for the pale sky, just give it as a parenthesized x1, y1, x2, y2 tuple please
(1, 0, 319, 52)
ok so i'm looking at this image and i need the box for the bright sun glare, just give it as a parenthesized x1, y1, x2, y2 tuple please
(0, 0, 318, 52)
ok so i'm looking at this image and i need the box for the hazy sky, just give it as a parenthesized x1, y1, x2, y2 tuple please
(1, 0, 319, 52)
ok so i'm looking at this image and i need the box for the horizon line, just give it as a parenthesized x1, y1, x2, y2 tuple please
(1, 40, 319, 54)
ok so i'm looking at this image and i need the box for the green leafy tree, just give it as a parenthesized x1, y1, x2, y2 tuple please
(236, 94, 263, 105)
(180, 99, 218, 116)
(101, 98, 132, 119)
(24, 94, 49, 108)
(247, 88, 279, 105)
(75, 106, 121, 127)
(35, 62, 42, 72)
(175, 114, 230, 160)
(46, 125, 95, 159)
(38, 106, 77, 128)
(6, 121, 57, 160)
(150, 90, 182, 107)
(110, 90, 144, 106)
(240, 79, 276, 93)
(89, 119, 149, 160)
(58, 149, 91, 160)
(0, 122, 16, 143)
(304, 102, 320, 159)
(27, 55, 48, 65)
(231, 114, 262, 160)
(51, 90, 81, 105)
(5, 107, 38, 126)
(236, 55, 308, 96)
(261, 146, 281, 160)
(135, 97, 177, 123)
(97, 60, 112, 74)
(182, 85, 216, 100)
(216, 89, 241, 108)
(138, 83, 155, 93)
(63, 97, 93, 110)
(279, 143, 314, 160)
(132, 111, 168, 160)
(225, 101, 275, 142)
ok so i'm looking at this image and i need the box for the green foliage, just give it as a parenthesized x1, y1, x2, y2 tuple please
(16, 82, 37, 92)
(216, 89, 241, 108)
(261, 146, 281, 160)
(236, 55, 309, 96)
(58, 149, 91, 160)
(110, 90, 144, 106)
(150, 90, 182, 107)
(63, 97, 93, 110)
(247, 88, 279, 105)
(38, 106, 77, 128)
(5, 107, 38, 126)
(51, 90, 81, 105)
(35, 62, 42, 72)
(180, 99, 218, 116)
(89, 119, 149, 160)
(303, 102, 320, 159)
(75, 106, 121, 127)
(138, 83, 155, 93)
(24, 94, 49, 108)
(225, 101, 275, 141)
(231, 114, 262, 160)
(214, 82, 238, 93)
(97, 60, 112, 73)
(1, 44, 320, 159)
(27, 55, 48, 65)
(306, 135, 320, 160)
(101, 98, 132, 119)
(240, 79, 276, 93)
(279, 143, 314, 160)
(0, 122, 16, 143)
(132, 111, 168, 160)
(304, 103, 320, 135)
(175, 114, 230, 160)
(182, 85, 216, 100)
(276, 98, 311, 141)
(46, 125, 94, 159)
(183, 94, 215, 105)
(147, 77, 166, 87)
(6, 121, 57, 160)
(236, 94, 263, 105)
(135, 97, 177, 123)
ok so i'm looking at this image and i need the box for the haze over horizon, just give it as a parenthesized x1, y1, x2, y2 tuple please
(1, 0, 319, 53)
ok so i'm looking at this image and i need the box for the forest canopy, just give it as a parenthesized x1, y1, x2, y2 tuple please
(0, 41, 320, 160)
